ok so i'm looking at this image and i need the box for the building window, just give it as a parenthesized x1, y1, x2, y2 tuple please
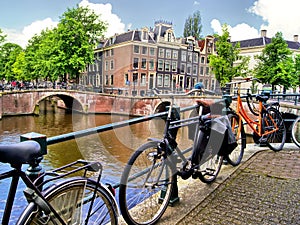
(193, 65, 198, 75)
(206, 67, 210, 75)
(201, 56, 205, 64)
(105, 61, 109, 71)
(164, 74, 170, 87)
(200, 66, 204, 75)
(111, 49, 114, 56)
(133, 73, 138, 84)
(166, 49, 171, 58)
(141, 73, 146, 86)
(105, 75, 109, 85)
(106, 50, 109, 57)
(124, 74, 129, 85)
(157, 74, 163, 87)
(211, 79, 215, 90)
(142, 31, 148, 40)
(187, 52, 192, 63)
(142, 46, 147, 55)
(133, 58, 139, 69)
(110, 60, 114, 70)
(150, 47, 155, 56)
(180, 63, 186, 73)
(110, 75, 114, 85)
(149, 59, 154, 70)
(193, 53, 198, 63)
(187, 64, 192, 74)
(141, 58, 147, 69)
(165, 61, 170, 72)
(158, 59, 164, 71)
(181, 51, 186, 62)
(158, 48, 165, 58)
(172, 50, 178, 59)
(134, 45, 139, 54)
(167, 32, 172, 42)
(172, 61, 177, 73)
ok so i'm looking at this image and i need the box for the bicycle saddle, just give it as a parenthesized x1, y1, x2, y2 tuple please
(256, 95, 269, 102)
(0, 141, 41, 164)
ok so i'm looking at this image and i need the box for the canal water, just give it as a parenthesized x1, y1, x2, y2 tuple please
(0, 100, 193, 223)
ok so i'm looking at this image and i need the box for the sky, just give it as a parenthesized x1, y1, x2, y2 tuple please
(1, 0, 300, 48)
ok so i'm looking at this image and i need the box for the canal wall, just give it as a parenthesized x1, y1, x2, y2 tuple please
(0, 90, 298, 120)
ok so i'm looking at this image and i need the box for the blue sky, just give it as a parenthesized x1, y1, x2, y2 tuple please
(1, 0, 299, 48)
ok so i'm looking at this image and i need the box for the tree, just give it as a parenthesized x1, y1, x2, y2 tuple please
(209, 24, 250, 87)
(0, 28, 7, 80)
(183, 10, 202, 39)
(56, 5, 107, 82)
(0, 43, 23, 81)
(254, 32, 297, 90)
(294, 54, 300, 88)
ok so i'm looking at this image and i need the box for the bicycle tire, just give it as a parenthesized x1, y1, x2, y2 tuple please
(263, 107, 286, 151)
(225, 113, 246, 166)
(119, 141, 175, 225)
(291, 116, 300, 148)
(196, 130, 224, 184)
(17, 178, 118, 225)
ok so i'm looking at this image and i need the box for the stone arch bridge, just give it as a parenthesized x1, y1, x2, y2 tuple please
(0, 89, 215, 119)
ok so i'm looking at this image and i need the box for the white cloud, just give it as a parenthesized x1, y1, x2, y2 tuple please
(211, 0, 300, 42)
(4, 0, 125, 48)
(211, 19, 259, 41)
(4, 18, 58, 48)
(249, 0, 300, 41)
(79, 0, 125, 37)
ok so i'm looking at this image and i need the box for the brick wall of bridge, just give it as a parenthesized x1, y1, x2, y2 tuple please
(0, 90, 298, 121)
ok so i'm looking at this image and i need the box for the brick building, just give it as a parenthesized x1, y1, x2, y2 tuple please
(81, 21, 216, 96)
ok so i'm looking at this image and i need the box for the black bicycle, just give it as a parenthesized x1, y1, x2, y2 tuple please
(0, 140, 118, 224)
(119, 90, 236, 225)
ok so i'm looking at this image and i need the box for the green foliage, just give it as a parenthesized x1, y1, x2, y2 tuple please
(183, 10, 202, 39)
(209, 24, 250, 87)
(294, 54, 300, 86)
(0, 5, 107, 83)
(0, 28, 6, 44)
(254, 32, 297, 89)
(0, 43, 23, 81)
(57, 6, 107, 81)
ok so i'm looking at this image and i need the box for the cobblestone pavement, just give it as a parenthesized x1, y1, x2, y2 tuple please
(175, 149, 300, 225)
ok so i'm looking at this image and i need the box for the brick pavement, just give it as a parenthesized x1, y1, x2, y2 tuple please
(175, 148, 300, 225)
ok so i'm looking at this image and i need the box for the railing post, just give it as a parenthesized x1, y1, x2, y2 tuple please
(20, 132, 47, 182)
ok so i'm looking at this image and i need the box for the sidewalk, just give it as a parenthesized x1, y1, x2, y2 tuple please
(158, 143, 300, 225)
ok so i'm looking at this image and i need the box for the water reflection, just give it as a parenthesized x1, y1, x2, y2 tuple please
(0, 100, 169, 182)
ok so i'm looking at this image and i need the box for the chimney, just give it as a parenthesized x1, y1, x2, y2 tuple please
(261, 30, 267, 37)
(294, 35, 299, 42)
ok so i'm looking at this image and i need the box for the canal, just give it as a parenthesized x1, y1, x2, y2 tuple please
(0, 100, 193, 223)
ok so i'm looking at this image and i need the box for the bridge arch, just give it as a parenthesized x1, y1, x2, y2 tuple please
(35, 93, 85, 113)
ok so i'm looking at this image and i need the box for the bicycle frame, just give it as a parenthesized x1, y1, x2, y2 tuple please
(0, 160, 103, 225)
(0, 165, 66, 225)
(233, 82, 279, 138)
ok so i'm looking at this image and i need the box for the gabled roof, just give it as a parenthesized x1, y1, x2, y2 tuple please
(232, 37, 300, 50)
(102, 30, 156, 48)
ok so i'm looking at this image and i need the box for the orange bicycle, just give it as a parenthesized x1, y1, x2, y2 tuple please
(224, 78, 286, 152)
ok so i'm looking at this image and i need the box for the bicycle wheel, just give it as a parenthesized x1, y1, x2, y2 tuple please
(119, 141, 175, 225)
(291, 116, 300, 148)
(263, 107, 286, 151)
(17, 178, 118, 225)
(225, 113, 246, 166)
(196, 131, 224, 184)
